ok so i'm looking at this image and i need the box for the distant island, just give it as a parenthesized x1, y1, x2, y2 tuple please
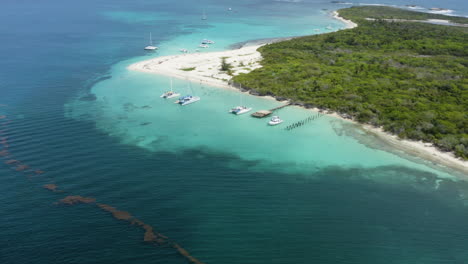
(233, 6, 468, 160)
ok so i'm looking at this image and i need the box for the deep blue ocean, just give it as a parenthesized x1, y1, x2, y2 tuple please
(1, 0, 468, 263)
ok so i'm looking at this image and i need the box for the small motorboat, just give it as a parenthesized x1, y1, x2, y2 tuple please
(229, 106, 252, 115)
(199, 44, 209, 48)
(268, 116, 283, 126)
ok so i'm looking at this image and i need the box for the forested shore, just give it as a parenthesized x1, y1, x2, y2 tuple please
(233, 6, 468, 159)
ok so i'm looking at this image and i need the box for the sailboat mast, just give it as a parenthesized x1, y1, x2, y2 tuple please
(202, 9, 207, 20)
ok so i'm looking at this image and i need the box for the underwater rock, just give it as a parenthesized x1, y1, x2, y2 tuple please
(97, 203, 133, 221)
(35, 170, 45, 174)
(0, 115, 6, 119)
(43, 184, 59, 192)
(123, 103, 137, 112)
(5, 159, 20, 164)
(59, 195, 96, 205)
(15, 164, 29, 171)
(173, 243, 206, 264)
(57, 199, 205, 263)
(0, 149, 10, 156)
(79, 94, 97, 101)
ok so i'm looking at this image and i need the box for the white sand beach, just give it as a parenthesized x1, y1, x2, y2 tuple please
(128, 44, 264, 91)
(332, 11, 358, 28)
(128, 12, 468, 175)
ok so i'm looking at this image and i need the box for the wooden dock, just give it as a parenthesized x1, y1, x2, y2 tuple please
(251, 102, 291, 118)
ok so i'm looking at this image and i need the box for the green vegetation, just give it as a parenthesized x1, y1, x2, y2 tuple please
(180, 67, 196, 71)
(233, 6, 468, 159)
(339, 6, 468, 24)
(221, 57, 233, 75)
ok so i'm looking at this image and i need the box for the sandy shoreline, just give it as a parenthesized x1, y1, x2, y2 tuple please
(128, 12, 467, 175)
(332, 11, 358, 29)
(128, 44, 264, 92)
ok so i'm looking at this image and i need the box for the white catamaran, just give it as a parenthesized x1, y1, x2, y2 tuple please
(176, 95, 201, 105)
(175, 82, 200, 105)
(144, 33, 158, 51)
(160, 78, 180, 99)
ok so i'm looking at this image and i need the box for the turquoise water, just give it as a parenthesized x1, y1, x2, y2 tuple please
(1, 0, 468, 263)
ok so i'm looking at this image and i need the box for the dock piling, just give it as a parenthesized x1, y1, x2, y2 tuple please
(284, 113, 325, 131)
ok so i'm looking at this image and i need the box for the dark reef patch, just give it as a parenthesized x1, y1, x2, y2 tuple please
(59, 195, 96, 205)
(43, 184, 60, 192)
(79, 93, 97, 101)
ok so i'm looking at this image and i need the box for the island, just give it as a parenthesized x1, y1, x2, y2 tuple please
(129, 6, 468, 172)
(232, 6, 468, 161)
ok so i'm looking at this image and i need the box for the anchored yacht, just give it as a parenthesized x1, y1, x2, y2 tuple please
(176, 95, 200, 106)
(229, 91, 251, 115)
(230, 106, 252, 115)
(160, 79, 180, 99)
(201, 39, 215, 44)
(202, 10, 207, 20)
(268, 116, 284, 126)
(144, 33, 158, 51)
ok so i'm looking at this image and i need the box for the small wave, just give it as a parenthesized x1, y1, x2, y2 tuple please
(427, 9, 455, 15)
(405, 5, 425, 10)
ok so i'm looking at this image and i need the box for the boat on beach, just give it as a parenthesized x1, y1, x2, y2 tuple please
(268, 116, 284, 126)
(160, 78, 180, 99)
(144, 33, 158, 51)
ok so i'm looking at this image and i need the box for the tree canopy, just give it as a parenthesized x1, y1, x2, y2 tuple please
(233, 6, 468, 159)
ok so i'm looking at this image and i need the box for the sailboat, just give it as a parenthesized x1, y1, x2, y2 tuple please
(144, 33, 158, 51)
(160, 78, 180, 99)
(229, 84, 252, 115)
(175, 82, 200, 105)
(201, 10, 207, 20)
